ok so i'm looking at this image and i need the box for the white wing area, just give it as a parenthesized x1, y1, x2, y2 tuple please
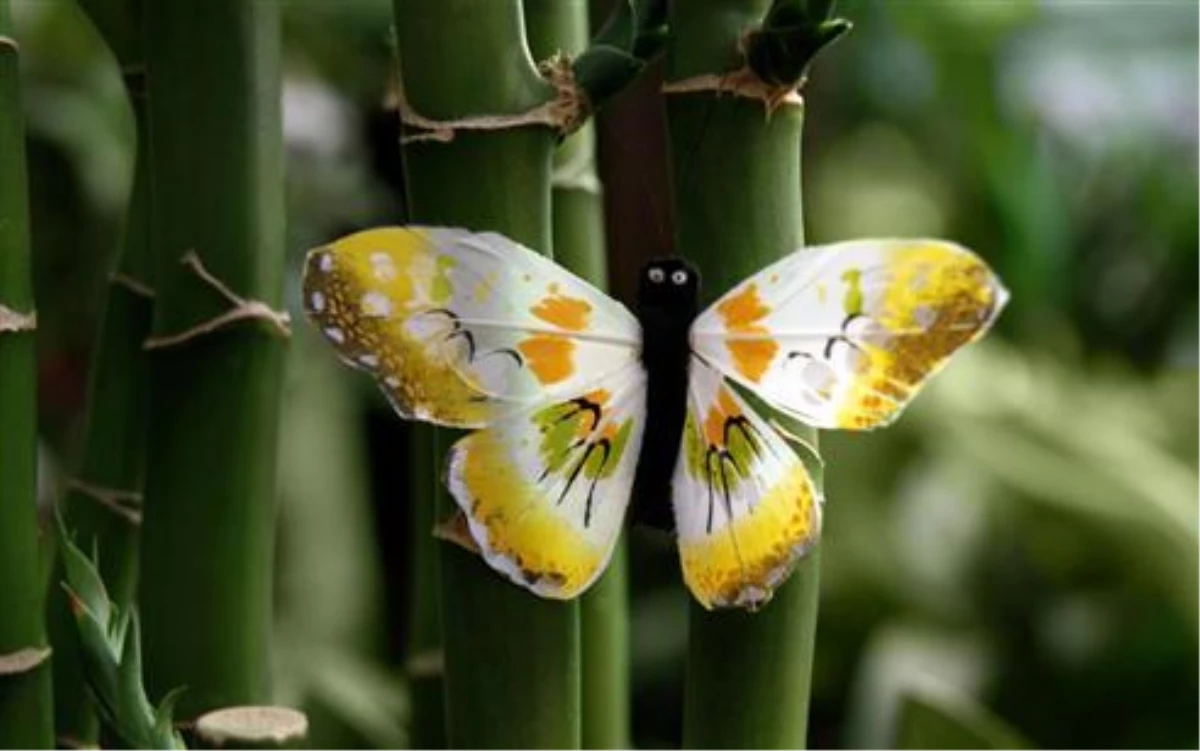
(671, 357, 821, 610)
(304, 226, 641, 428)
(446, 361, 646, 599)
(690, 240, 1008, 430)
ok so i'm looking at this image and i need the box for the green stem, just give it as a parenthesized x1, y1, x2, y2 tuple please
(405, 424, 444, 749)
(0, 3, 55, 746)
(391, 1, 581, 746)
(665, 2, 822, 748)
(49, 0, 152, 742)
(138, 0, 286, 719)
(525, 2, 628, 747)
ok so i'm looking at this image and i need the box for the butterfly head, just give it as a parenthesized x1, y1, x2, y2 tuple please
(637, 257, 700, 313)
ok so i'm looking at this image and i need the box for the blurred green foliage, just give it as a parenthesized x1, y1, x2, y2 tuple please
(12, 0, 1196, 748)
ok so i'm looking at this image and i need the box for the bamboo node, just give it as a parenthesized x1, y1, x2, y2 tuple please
(143, 251, 291, 350)
(397, 53, 587, 144)
(662, 66, 804, 113)
(194, 706, 308, 748)
(0, 303, 36, 333)
(109, 271, 157, 298)
(0, 646, 51, 676)
(406, 649, 445, 679)
(67, 478, 144, 525)
(0, 35, 18, 53)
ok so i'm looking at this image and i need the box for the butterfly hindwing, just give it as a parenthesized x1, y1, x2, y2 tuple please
(446, 361, 646, 599)
(690, 240, 1008, 430)
(672, 357, 821, 610)
(302, 227, 641, 428)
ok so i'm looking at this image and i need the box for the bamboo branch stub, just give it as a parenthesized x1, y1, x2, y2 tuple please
(0, 647, 51, 676)
(142, 251, 290, 350)
(65, 479, 144, 525)
(0, 303, 35, 333)
(398, 54, 588, 143)
(109, 271, 156, 299)
(193, 706, 308, 749)
(0, 34, 17, 52)
(406, 650, 445, 679)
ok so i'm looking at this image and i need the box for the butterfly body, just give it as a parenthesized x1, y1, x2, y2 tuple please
(302, 226, 1008, 610)
(631, 258, 699, 532)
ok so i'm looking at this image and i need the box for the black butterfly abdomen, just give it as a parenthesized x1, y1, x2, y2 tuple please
(631, 302, 695, 532)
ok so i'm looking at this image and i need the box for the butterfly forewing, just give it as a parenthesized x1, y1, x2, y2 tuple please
(690, 240, 1008, 430)
(671, 357, 821, 610)
(302, 227, 641, 428)
(446, 361, 646, 599)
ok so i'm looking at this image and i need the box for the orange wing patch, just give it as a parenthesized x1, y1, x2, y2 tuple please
(533, 293, 592, 331)
(716, 284, 778, 383)
(518, 335, 575, 384)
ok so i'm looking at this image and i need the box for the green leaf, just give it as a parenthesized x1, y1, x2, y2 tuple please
(895, 687, 1033, 750)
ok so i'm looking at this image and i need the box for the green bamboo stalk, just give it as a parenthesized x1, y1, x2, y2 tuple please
(664, 1, 841, 747)
(49, 0, 152, 742)
(0, 3, 55, 746)
(390, 1, 580, 746)
(404, 423, 445, 749)
(137, 0, 286, 720)
(525, 2, 629, 747)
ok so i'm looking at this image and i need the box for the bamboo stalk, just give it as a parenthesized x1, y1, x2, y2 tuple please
(49, 0, 152, 741)
(390, 1, 581, 746)
(0, 1, 56, 745)
(137, 0, 286, 719)
(404, 423, 445, 749)
(525, 2, 629, 747)
(664, 1, 832, 747)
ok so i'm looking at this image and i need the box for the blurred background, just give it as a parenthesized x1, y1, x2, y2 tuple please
(12, 0, 1197, 747)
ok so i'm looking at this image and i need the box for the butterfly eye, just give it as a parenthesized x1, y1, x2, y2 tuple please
(671, 270, 688, 285)
(648, 268, 665, 283)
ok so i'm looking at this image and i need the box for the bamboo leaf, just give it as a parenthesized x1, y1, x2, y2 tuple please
(895, 687, 1032, 750)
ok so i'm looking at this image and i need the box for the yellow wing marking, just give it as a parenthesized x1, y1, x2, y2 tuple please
(680, 461, 817, 610)
(837, 243, 1000, 429)
(304, 229, 489, 425)
(457, 431, 604, 597)
(716, 283, 778, 383)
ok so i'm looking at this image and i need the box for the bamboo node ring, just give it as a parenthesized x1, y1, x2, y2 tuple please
(397, 53, 588, 145)
(0, 303, 36, 334)
(0, 647, 51, 676)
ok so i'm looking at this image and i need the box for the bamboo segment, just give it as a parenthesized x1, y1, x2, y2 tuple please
(525, 2, 629, 747)
(0, 1, 56, 745)
(665, 1, 823, 748)
(137, 0, 286, 720)
(391, 0, 581, 746)
(49, 0, 153, 740)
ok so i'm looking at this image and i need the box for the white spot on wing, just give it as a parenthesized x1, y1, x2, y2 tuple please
(361, 291, 392, 317)
(370, 252, 396, 281)
(309, 291, 325, 312)
(358, 354, 379, 368)
(324, 326, 345, 344)
(318, 253, 333, 272)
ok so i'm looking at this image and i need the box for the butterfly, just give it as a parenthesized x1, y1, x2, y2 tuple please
(301, 227, 1008, 610)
